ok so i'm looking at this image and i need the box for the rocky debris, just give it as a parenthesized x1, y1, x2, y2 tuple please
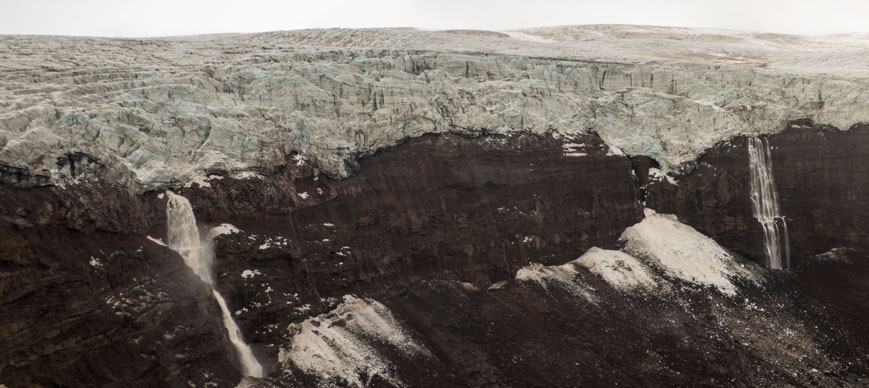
(807, 247, 856, 265)
(379, 263, 867, 387)
(790, 248, 869, 380)
(4, 27, 869, 190)
(252, 244, 868, 387)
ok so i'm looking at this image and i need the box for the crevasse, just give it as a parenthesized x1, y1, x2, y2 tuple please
(747, 137, 791, 269)
(165, 191, 264, 377)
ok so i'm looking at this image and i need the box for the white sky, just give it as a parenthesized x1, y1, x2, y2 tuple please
(1, 0, 868, 37)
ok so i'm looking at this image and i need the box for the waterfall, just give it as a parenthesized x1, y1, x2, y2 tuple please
(165, 191, 264, 377)
(166, 193, 213, 284)
(212, 290, 263, 377)
(747, 137, 791, 269)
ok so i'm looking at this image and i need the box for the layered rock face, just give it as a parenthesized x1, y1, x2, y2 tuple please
(172, 132, 646, 372)
(205, 132, 643, 294)
(774, 123, 869, 258)
(646, 120, 869, 266)
(1, 132, 647, 386)
(0, 228, 241, 387)
(1, 26, 869, 388)
(2, 126, 866, 387)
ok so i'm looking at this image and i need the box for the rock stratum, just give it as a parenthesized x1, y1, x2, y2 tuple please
(1, 25, 868, 387)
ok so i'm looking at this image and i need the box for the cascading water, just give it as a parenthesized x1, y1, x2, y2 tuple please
(747, 137, 791, 269)
(166, 193, 213, 284)
(165, 191, 264, 377)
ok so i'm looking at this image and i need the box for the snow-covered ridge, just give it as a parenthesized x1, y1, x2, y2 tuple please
(620, 209, 761, 295)
(517, 209, 760, 297)
(575, 247, 658, 292)
(3, 25, 869, 191)
(515, 262, 598, 301)
(280, 295, 429, 387)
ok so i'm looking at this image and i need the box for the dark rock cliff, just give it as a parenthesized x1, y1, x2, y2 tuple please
(0, 132, 645, 386)
(646, 120, 869, 266)
(1, 127, 867, 387)
(0, 229, 240, 387)
(205, 132, 643, 295)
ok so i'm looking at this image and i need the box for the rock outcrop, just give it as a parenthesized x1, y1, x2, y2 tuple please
(646, 119, 869, 266)
(0, 229, 241, 387)
(0, 131, 647, 386)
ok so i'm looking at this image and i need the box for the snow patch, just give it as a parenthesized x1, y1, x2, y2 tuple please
(208, 223, 241, 239)
(232, 171, 264, 180)
(146, 235, 167, 247)
(649, 168, 678, 185)
(607, 145, 626, 156)
(241, 269, 262, 279)
(488, 280, 507, 290)
(502, 31, 555, 44)
(561, 142, 588, 157)
(619, 209, 759, 296)
(575, 247, 657, 291)
(257, 236, 289, 250)
(515, 262, 597, 302)
(184, 172, 212, 188)
(281, 295, 429, 387)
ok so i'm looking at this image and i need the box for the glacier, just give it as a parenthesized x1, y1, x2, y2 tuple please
(3, 26, 869, 191)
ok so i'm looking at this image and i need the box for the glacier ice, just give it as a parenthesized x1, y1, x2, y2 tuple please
(3, 27, 869, 190)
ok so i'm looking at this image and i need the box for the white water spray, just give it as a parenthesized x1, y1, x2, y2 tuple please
(747, 137, 790, 269)
(165, 191, 264, 377)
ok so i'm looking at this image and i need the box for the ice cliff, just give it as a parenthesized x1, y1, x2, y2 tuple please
(3, 25, 869, 191)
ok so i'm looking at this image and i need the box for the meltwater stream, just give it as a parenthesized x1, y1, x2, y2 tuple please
(165, 191, 264, 377)
(747, 137, 791, 269)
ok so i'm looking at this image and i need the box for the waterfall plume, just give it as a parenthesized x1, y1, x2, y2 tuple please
(165, 191, 264, 377)
(747, 137, 791, 269)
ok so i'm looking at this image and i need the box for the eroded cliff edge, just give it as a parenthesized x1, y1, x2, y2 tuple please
(1, 123, 868, 387)
(647, 119, 869, 262)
